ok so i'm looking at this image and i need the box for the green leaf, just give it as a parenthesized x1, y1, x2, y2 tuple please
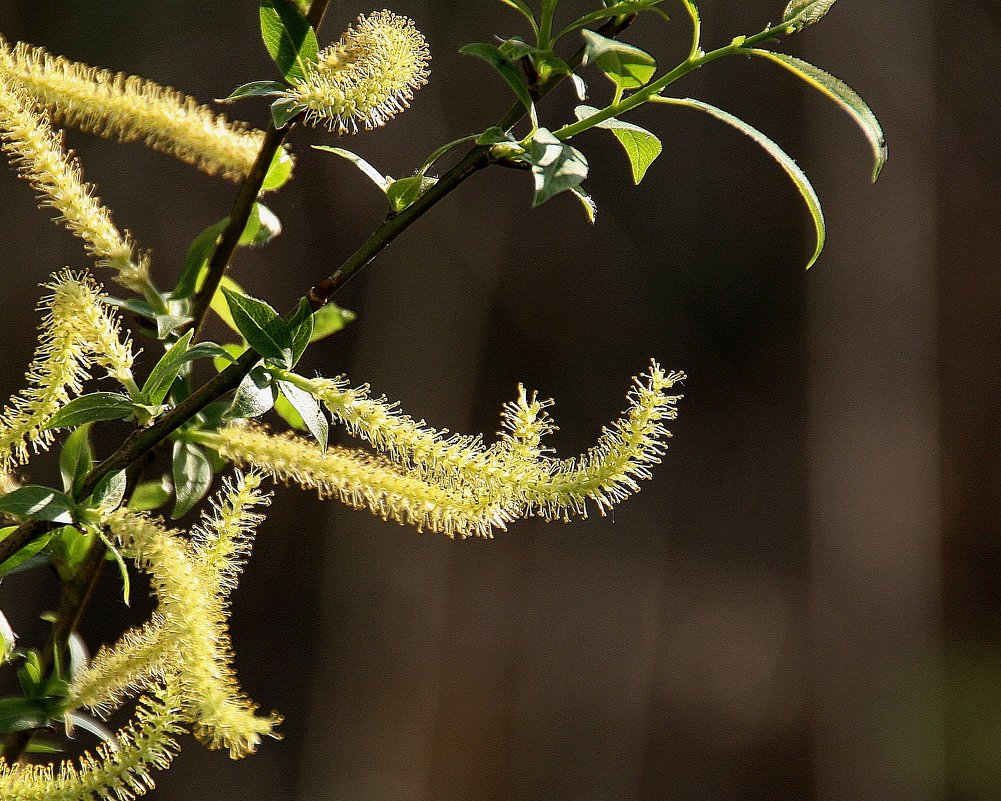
(557, 0, 667, 40)
(525, 128, 590, 207)
(141, 330, 194, 406)
(749, 49, 886, 182)
(386, 176, 438, 213)
(228, 368, 279, 420)
(0, 696, 52, 734)
(782, 0, 836, 31)
(259, 0, 319, 82)
(172, 442, 214, 519)
(237, 203, 282, 247)
(574, 105, 662, 183)
(127, 479, 171, 512)
(262, 146, 295, 191)
(271, 97, 305, 128)
(274, 392, 306, 430)
(286, 298, 314, 365)
(497, 0, 537, 29)
(0, 529, 53, 577)
(26, 739, 64, 754)
(44, 393, 136, 431)
(97, 529, 130, 605)
(216, 80, 289, 103)
(313, 146, 391, 193)
(154, 311, 192, 339)
(460, 43, 537, 121)
(210, 275, 245, 334)
(581, 29, 656, 89)
(59, 424, 93, 497)
(48, 526, 91, 580)
(570, 186, 597, 223)
(278, 380, 328, 449)
(0, 486, 74, 524)
(221, 288, 293, 366)
(172, 219, 228, 300)
(91, 470, 127, 510)
(497, 36, 539, 62)
(652, 96, 826, 268)
(311, 303, 356, 341)
(247, 203, 282, 245)
(0, 610, 15, 664)
(65, 710, 115, 743)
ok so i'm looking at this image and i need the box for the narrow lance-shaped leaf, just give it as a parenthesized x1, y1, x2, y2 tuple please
(557, 1, 669, 40)
(748, 49, 886, 181)
(141, 330, 194, 406)
(216, 81, 289, 104)
(44, 393, 137, 430)
(651, 96, 826, 269)
(575, 105, 662, 184)
(172, 441, 214, 519)
(0, 486, 74, 523)
(460, 43, 537, 124)
(278, 379, 329, 449)
(313, 146, 391, 193)
(259, 0, 319, 82)
(59, 424, 93, 497)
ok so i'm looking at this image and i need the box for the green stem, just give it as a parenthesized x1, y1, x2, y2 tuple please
(553, 23, 794, 141)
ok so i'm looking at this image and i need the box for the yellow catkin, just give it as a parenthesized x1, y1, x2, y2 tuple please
(103, 507, 280, 759)
(0, 271, 134, 472)
(68, 615, 171, 716)
(0, 82, 146, 287)
(231, 364, 683, 534)
(0, 37, 265, 182)
(213, 425, 510, 538)
(290, 10, 430, 133)
(190, 471, 270, 595)
(0, 673, 185, 801)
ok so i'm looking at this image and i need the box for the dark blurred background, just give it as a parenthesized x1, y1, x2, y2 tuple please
(0, 1, 997, 799)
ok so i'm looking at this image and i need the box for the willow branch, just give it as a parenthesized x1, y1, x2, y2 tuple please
(307, 13, 637, 307)
(186, 0, 332, 337)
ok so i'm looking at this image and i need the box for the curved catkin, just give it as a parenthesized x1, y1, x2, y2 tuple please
(212, 425, 510, 538)
(0, 37, 265, 182)
(0, 271, 135, 472)
(0, 673, 185, 801)
(0, 81, 147, 287)
(290, 10, 430, 133)
(103, 508, 280, 759)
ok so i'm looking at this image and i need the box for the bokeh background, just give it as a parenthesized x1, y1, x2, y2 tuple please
(0, 1, 997, 799)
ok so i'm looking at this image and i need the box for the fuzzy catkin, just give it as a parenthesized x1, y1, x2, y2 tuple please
(0, 673, 186, 801)
(290, 10, 430, 133)
(0, 272, 135, 472)
(0, 37, 265, 182)
(0, 82, 147, 287)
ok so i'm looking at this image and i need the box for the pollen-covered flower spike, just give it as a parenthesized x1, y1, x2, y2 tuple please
(289, 10, 430, 133)
(0, 37, 267, 182)
(0, 81, 148, 288)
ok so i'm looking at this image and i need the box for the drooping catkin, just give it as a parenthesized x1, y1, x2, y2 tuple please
(0, 81, 147, 287)
(0, 37, 265, 182)
(0, 271, 135, 472)
(0, 673, 185, 801)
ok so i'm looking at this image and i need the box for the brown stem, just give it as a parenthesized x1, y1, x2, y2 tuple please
(185, 0, 333, 337)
